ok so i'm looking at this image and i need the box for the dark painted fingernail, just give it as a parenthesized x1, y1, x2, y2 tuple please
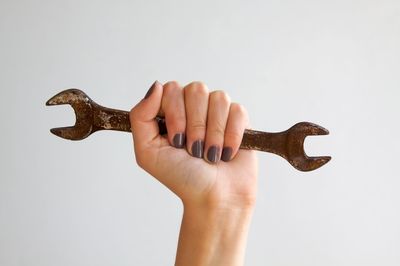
(173, 133, 185, 148)
(144, 80, 158, 99)
(191, 140, 204, 158)
(207, 145, 220, 163)
(221, 147, 232, 162)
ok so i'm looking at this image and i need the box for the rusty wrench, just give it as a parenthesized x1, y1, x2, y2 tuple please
(46, 89, 331, 172)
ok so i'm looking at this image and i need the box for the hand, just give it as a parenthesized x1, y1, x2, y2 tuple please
(129, 80, 258, 209)
(129, 81, 258, 265)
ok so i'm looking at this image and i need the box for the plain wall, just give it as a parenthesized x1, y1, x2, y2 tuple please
(1, 0, 399, 265)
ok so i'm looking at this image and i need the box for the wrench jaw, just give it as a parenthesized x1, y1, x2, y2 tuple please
(46, 89, 95, 140)
(289, 122, 330, 136)
(45, 89, 90, 106)
(286, 122, 331, 171)
(289, 155, 331, 172)
(49, 125, 93, 141)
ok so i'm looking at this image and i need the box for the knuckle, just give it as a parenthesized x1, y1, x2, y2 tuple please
(163, 81, 181, 93)
(189, 120, 207, 130)
(210, 90, 231, 104)
(164, 80, 180, 88)
(209, 126, 225, 138)
(185, 81, 209, 96)
(230, 103, 248, 118)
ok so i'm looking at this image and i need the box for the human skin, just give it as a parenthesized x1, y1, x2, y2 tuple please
(129, 81, 258, 266)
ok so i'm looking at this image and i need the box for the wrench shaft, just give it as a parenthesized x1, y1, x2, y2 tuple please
(92, 104, 289, 159)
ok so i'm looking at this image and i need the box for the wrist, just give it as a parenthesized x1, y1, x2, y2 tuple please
(180, 188, 257, 212)
(175, 201, 254, 266)
(183, 200, 255, 230)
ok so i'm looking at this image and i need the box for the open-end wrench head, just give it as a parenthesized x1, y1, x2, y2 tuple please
(46, 89, 94, 140)
(286, 122, 331, 171)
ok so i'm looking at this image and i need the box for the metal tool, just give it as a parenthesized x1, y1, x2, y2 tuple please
(46, 89, 331, 172)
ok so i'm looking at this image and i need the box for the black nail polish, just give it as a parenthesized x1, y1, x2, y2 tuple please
(191, 140, 204, 158)
(173, 133, 185, 148)
(144, 81, 158, 99)
(207, 145, 220, 163)
(221, 147, 232, 162)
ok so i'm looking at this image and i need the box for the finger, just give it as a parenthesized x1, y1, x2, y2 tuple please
(161, 81, 186, 148)
(129, 81, 163, 163)
(184, 81, 209, 158)
(204, 90, 231, 163)
(221, 103, 249, 162)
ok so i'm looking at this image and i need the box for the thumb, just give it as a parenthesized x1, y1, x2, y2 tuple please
(129, 81, 163, 152)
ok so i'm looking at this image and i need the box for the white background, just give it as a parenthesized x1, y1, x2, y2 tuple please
(1, 0, 399, 265)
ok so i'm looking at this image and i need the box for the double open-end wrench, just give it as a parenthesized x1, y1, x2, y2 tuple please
(46, 89, 331, 172)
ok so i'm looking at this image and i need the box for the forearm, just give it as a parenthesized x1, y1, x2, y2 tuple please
(175, 202, 254, 266)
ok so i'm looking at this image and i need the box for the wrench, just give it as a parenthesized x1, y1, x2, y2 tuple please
(46, 89, 331, 172)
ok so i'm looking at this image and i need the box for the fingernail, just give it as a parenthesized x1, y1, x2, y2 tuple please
(207, 145, 220, 163)
(191, 140, 204, 158)
(144, 80, 158, 99)
(173, 133, 185, 148)
(221, 147, 232, 162)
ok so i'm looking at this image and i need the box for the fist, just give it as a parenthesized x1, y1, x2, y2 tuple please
(129, 81, 258, 208)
